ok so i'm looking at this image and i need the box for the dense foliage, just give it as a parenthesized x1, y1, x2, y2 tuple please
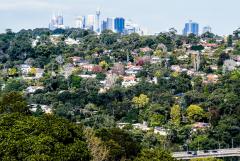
(0, 27, 240, 160)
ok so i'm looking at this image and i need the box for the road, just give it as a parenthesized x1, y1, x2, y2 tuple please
(173, 148, 240, 160)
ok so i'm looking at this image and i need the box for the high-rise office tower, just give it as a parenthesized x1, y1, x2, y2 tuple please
(183, 20, 199, 36)
(49, 14, 57, 30)
(101, 20, 108, 32)
(124, 20, 143, 35)
(114, 17, 125, 33)
(106, 18, 114, 31)
(86, 15, 95, 31)
(75, 16, 85, 29)
(49, 12, 65, 30)
(202, 26, 212, 34)
(96, 8, 101, 33)
(56, 12, 63, 26)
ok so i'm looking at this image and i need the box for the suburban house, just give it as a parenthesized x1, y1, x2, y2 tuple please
(29, 104, 52, 114)
(20, 64, 31, 75)
(121, 75, 138, 87)
(125, 65, 142, 75)
(26, 86, 44, 94)
(154, 127, 169, 136)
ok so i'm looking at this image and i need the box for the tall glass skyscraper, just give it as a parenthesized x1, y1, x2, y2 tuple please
(106, 18, 114, 31)
(49, 13, 65, 30)
(86, 15, 95, 31)
(183, 20, 199, 36)
(114, 17, 125, 33)
(101, 20, 108, 32)
(75, 16, 85, 29)
(57, 15, 63, 26)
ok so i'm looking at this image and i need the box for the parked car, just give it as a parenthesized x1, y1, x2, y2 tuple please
(212, 150, 218, 153)
(193, 151, 198, 156)
(187, 151, 192, 154)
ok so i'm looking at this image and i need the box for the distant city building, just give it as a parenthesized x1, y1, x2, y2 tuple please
(96, 8, 101, 33)
(101, 20, 108, 32)
(49, 13, 65, 30)
(86, 15, 95, 31)
(106, 18, 114, 31)
(75, 16, 85, 29)
(124, 20, 144, 35)
(202, 26, 212, 34)
(125, 20, 137, 34)
(57, 14, 63, 26)
(183, 20, 199, 36)
(74, 9, 145, 35)
(114, 17, 125, 33)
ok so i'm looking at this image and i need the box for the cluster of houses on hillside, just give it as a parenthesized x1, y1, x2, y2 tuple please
(13, 42, 240, 96)
(116, 121, 210, 136)
(4, 34, 240, 119)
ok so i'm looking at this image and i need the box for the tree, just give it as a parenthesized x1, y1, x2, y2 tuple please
(3, 79, 27, 92)
(186, 105, 205, 123)
(156, 33, 174, 51)
(8, 68, 17, 76)
(227, 35, 233, 47)
(191, 45, 204, 51)
(100, 30, 118, 45)
(99, 60, 109, 70)
(134, 148, 176, 161)
(187, 33, 200, 45)
(170, 105, 181, 126)
(233, 28, 240, 40)
(83, 114, 116, 129)
(0, 113, 91, 161)
(69, 75, 82, 88)
(0, 91, 28, 114)
(29, 67, 37, 76)
(7, 32, 33, 60)
(217, 52, 230, 66)
(132, 94, 150, 108)
(96, 128, 141, 161)
(189, 135, 218, 150)
(84, 128, 109, 161)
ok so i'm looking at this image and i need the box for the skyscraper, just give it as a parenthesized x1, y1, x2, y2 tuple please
(114, 17, 125, 33)
(106, 18, 114, 31)
(202, 26, 212, 34)
(96, 8, 101, 33)
(75, 16, 85, 29)
(49, 13, 65, 30)
(124, 20, 143, 35)
(183, 20, 199, 36)
(56, 13, 63, 26)
(101, 20, 107, 32)
(86, 15, 95, 31)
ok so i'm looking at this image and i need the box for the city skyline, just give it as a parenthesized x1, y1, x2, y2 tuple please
(0, 0, 239, 35)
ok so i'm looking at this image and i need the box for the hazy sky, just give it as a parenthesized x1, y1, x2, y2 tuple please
(0, 0, 239, 35)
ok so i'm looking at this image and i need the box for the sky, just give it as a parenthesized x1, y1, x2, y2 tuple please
(0, 0, 239, 35)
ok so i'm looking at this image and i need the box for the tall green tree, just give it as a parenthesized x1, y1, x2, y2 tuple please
(0, 91, 28, 114)
(0, 113, 91, 161)
(186, 105, 205, 123)
(134, 148, 176, 161)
